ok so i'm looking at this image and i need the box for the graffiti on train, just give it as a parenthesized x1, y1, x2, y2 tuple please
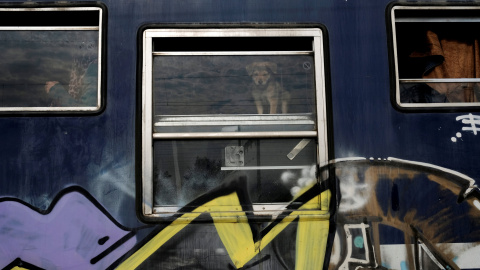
(330, 158, 480, 270)
(452, 113, 480, 142)
(1, 158, 480, 269)
(0, 179, 333, 270)
(0, 187, 138, 270)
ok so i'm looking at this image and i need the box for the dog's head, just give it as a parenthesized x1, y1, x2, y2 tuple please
(246, 62, 277, 86)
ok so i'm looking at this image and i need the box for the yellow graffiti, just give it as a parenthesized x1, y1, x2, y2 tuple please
(117, 188, 331, 269)
(296, 187, 331, 269)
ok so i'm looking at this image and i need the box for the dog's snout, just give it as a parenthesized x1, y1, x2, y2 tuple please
(252, 71, 270, 86)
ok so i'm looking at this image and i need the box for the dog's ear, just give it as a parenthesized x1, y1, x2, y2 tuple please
(265, 62, 277, 74)
(246, 63, 255, 76)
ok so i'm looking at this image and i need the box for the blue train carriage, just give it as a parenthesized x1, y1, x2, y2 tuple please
(0, 1, 479, 270)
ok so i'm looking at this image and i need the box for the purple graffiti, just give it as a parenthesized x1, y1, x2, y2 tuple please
(0, 190, 136, 269)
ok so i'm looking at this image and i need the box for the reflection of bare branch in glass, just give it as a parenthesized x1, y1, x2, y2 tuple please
(0, 30, 99, 107)
(68, 43, 97, 100)
(46, 41, 98, 107)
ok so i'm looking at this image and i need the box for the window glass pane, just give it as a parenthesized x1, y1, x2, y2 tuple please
(0, 30, 99, 107)
(400, 82, 480, 103)
(394, 8, 480, 104)
(153, 138, 317, 208)
(153, 55, 316, 115)
(396, 22, 480, 79)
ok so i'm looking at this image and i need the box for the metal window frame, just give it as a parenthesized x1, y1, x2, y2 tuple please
(0, 6, 105, 114)
(390, 5, 480, 110)
(141, 27, 328, 218)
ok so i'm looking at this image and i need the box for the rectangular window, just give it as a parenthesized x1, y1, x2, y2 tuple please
(390, 5, 480, 109)
(0, 5, 105, 113)
(140, 27, 329, 220)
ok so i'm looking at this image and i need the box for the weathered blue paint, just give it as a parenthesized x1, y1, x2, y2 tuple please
(0, 0, 479, 269)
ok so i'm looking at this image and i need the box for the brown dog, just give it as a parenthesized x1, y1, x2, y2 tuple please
(246, 62, 290, 114)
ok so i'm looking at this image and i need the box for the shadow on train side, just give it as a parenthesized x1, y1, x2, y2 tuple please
(0, 158, 479, 270)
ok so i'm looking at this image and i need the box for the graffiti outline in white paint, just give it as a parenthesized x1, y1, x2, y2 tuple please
(453, 113, 480, 142)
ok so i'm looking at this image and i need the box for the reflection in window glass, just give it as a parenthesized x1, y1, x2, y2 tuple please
(0, 7, 103, 112)
(153, 139, 317, 207)
(0, 30, 98, 107)
(153, 55, 316, 115)
(400, 82, 480, 103)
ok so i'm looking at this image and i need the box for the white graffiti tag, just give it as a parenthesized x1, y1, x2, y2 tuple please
(452, 114, 480, 142)
(457, 113, 480, 135)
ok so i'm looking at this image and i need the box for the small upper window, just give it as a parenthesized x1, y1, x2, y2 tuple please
(389, 5, 480, 109)
(0, 5, 105, 113)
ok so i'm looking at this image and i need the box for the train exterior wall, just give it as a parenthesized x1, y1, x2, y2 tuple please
(0, 0, 479, 269)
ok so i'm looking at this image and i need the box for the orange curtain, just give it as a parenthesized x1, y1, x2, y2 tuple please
(409, 30, 480, 102)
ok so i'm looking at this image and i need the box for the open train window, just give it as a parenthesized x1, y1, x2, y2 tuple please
(139, 26, 329, 220)
(389, 5, 480, 110)
(0, 5, 105, 114)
